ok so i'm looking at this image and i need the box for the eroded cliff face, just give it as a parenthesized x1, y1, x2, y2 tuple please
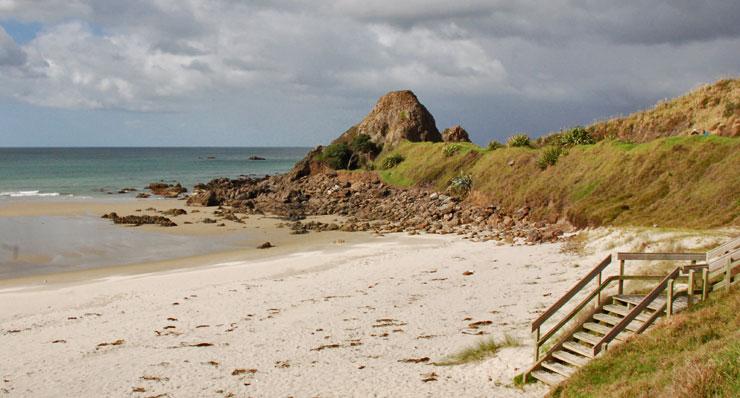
(334, 90, 441, 149)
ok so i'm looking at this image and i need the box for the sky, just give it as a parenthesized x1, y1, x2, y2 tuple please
(0, 1, 739, 147)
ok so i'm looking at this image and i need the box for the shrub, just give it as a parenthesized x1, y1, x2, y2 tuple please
(381, 153, 405, 169)
(560, 126, 596, 146)
(443, 143, 463, 157)
(537, 146, 563, 169)
(317, 143, 351, 169)
(350, 134, 380, 155)
(507, 133, 530, 147)
(487, 140, 504, 150)
(448, 173, 473, 196)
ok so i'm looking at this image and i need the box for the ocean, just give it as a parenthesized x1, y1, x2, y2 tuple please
(0, 147, 310, 199)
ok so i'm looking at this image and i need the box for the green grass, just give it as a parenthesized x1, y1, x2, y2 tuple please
(549, 287, 739, 398)
(434, 335, 521, 366)
(376, 136, 740, 228)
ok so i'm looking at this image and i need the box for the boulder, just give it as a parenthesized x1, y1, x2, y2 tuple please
(442, 125, 471, 142)
(147, 182, 187, 198)
(284, 146, 325, 181)
(187, 190, 219, 207)
(333, 90, 441, 149)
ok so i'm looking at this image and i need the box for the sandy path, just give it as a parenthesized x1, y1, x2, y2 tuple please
(0, 234, 588, 397)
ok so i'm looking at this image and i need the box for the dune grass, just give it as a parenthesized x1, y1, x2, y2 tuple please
(376, 135, 740, 228)
(548, 287, 739, 398)
(434, 334, 521, 366)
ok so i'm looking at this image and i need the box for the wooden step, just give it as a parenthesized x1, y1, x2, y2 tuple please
(531, 369, 565, 386)
(552, 350, 589, 367)
(573, 331, 601, 345)
(562, 341, 594, 358)
(542, 361, 576, 377)
(592, 313, 644, 332)
(602, 304, 653, 322)
(613, 294, 664, 311)
(582, 322, 631, 341)
(582, 322, 611, 335)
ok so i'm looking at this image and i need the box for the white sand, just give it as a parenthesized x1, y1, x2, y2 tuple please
(0, 234, 596, 397)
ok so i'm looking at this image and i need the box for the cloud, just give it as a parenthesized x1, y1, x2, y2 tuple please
(0, 0, 738, 145)
(0, 25, 25, 66)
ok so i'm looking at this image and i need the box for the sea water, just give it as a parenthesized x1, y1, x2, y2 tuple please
(0, 147, 309, 198)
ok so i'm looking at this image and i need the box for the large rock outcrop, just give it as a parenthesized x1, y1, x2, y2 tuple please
(442, 125, 471, 142)
(334, 90, 441, 149)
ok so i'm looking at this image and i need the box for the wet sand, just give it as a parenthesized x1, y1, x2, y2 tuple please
(0, 198, 366, 286)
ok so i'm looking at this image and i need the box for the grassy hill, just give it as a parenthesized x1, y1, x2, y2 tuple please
(376, 135, 740, 228)
(548, 287, 739, 398)
(583, 78, 739, 142)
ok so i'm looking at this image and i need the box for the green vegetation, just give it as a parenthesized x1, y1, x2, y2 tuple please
(507, 133, 531, 147)
(537, 146, 564, 169)
(488, 140, 505, 150)
(550, 288, 740, 398)
(376, 135, 740, 228)
(448, 173, 473, 196)
(316, 143, 352, 169)
(435, 335, 520, 366)
(559, 126, 596, 147)
(443, 143, 463, 157)
(317, 134, 381, 170)
(381, 153, 405, 169)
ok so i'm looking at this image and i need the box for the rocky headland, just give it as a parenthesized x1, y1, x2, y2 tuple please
(171, 90, 570, 244)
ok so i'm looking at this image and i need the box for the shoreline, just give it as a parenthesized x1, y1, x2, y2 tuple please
(0, 197, 366, 285)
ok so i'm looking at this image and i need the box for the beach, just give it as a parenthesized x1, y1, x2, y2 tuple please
(0, 231, 594, 397)
(0, 198, 364, 283)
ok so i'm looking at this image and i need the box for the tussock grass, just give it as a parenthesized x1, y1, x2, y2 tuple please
(587, 78, 739, 142)
(549, 287, 740, 398)
(376, 136, 740, 228)
(434, 334, 521, 366)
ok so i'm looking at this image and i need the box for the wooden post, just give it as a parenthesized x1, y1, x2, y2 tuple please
(702, 268, 709, 300)
(618, 259, 625, 294)
(596, 271, 602, 309)
(533, 327, 540, 362)
(725, 257, 732, 290)
(666, 279, 674, 317)
(687, 270, 695, 308)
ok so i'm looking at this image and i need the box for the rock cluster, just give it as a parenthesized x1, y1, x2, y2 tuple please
(442, 125, 471, 143)
(187, 172, 569, 244)
(147, 182, 187, 198)
(102, 212, 177, 227)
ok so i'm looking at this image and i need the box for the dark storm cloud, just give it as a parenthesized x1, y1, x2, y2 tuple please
(0, 0, 738, 146)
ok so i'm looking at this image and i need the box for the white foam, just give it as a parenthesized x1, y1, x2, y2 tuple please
(0, 190, 62, 198)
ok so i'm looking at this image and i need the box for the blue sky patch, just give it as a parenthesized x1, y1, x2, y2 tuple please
(0, 19, 42, 44)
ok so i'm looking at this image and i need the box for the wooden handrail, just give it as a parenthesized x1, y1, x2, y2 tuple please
(617, 252, 706, 261)
(532, 255, 611, 332)
(707, 236, 740, 261)
(592, 267, 681, 355)
(536, 274, 668, 346)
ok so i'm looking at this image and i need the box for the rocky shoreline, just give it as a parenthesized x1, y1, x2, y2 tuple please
(178, 169, 570, 244)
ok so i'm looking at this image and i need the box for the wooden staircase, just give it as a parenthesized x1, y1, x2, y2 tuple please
(526, 236, 740, 386)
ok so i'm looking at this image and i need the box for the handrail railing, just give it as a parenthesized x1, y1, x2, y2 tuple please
(617, 252, 706, 261)
(592, 267, 681, 355)
(707, 236, 740, 261)
(532, 255, 612, 333)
